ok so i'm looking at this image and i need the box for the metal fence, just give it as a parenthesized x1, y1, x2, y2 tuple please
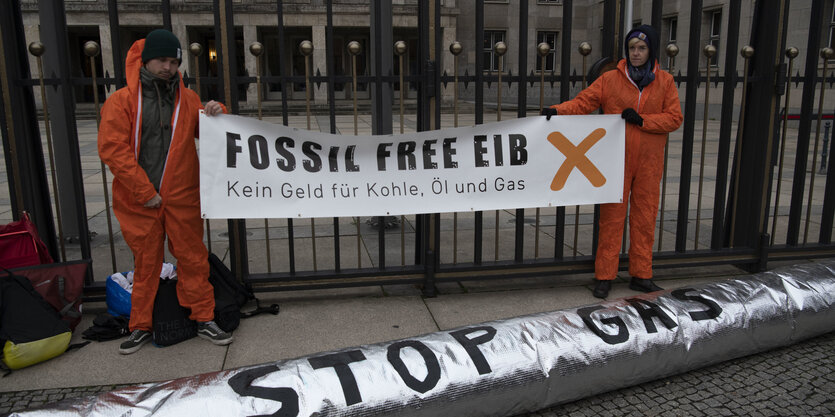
(1, 0, 834, 299)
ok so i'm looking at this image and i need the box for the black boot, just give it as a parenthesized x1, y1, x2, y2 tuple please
(629, 277, 663, 293)
(592, 280, 611, 299)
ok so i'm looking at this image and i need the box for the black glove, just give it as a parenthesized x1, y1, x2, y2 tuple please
(621, 108, 643, 126)
(541, 107, 558, 120)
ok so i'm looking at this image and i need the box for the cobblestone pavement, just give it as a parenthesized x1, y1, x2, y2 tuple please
(2, 332, 833, 416)
(520, 331, 835, 417)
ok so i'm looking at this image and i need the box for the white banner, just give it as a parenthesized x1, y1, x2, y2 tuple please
(199, 114, 625, 219)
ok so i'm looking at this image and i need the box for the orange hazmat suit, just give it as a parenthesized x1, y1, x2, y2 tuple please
(98, 39, 223, 331)
(552, 58, 682, 280)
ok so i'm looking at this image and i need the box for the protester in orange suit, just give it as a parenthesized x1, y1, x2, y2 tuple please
(541, 25, 683, 298)
(98, 29, 233, 353)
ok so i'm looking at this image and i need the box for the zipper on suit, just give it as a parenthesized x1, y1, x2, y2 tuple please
(622, 65, 643, 111)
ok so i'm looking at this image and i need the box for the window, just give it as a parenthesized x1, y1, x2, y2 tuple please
(483, 30, 506, 71)
(663, 16, 678, 69)
(667, 18, 678, 43)
(828, 4, 835, 49)
(537, 0, 562, 3)
(707, 9, 721, 66)
(536, 31, 558, 72)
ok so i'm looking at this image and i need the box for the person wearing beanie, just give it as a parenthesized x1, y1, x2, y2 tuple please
(541, 25, 683, 299)
(97, 29, 231, 354)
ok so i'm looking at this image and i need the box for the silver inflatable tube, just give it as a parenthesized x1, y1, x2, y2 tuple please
(16, 261, 835, 417)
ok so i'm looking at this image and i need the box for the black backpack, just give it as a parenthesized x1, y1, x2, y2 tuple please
(152, 278, 197, 346)
(208, 254, 279, 332)
(0, 269, 73, 370)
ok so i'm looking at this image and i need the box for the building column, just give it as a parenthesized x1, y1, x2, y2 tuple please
(440, 23, 456, 105)
(243, 23, 258, 108)
(312, 24, 327, 105)
(97, 24, 116, 99)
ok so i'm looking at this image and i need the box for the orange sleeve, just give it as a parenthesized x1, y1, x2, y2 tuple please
(551, 75, 606, 115)
(194, 94, 228, 139)
(97, 92, 158, 205)
(639, 74, 683, 134)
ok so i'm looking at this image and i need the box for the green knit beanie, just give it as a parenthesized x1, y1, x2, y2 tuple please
(142, 29, 182, 63)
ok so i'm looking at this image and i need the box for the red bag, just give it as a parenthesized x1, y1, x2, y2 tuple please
(10, 261, 87, 331)
(0, 212, 53, 269)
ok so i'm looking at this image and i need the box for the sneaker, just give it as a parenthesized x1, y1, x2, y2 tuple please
(629, 277, 663, 293)
(119, 330, 152, 355)
(197, 321, 233, 346)
(592, 280, 611, 299)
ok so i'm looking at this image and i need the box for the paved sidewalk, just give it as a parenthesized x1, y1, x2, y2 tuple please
(1, 260, 833, 416)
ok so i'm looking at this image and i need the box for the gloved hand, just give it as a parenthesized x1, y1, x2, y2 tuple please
(541, 107, 558, 120)
(621, 108, 643, 126)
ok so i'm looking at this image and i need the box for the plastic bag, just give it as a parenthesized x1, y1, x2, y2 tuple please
(105, 273, 132, 317)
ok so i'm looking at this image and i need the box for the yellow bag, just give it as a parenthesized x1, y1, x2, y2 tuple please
(2, 332, 71, 370)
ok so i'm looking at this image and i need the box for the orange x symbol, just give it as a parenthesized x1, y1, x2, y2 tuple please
(547, 128, 607, 191)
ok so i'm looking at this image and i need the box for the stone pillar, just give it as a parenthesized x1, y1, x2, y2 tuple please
(243, 23, 258, 108)
(441, 23, 456, 105)
(97, 24, 116, 99)
(312, 25, 327, 105)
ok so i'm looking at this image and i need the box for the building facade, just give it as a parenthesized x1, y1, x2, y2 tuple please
(19, 0, 835, 114)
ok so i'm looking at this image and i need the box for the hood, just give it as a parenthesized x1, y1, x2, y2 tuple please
(125, 39, 146, 96)
(124, 38, 184, 102)
(624, 25, 660, 72)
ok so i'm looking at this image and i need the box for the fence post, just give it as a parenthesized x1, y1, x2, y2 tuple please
(711, 0, 742, 250)
(370, 0, 393, 136)
(728, 0, 789, 270)
(675, 0, 702, 252)
(419, 0, 439, 297)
